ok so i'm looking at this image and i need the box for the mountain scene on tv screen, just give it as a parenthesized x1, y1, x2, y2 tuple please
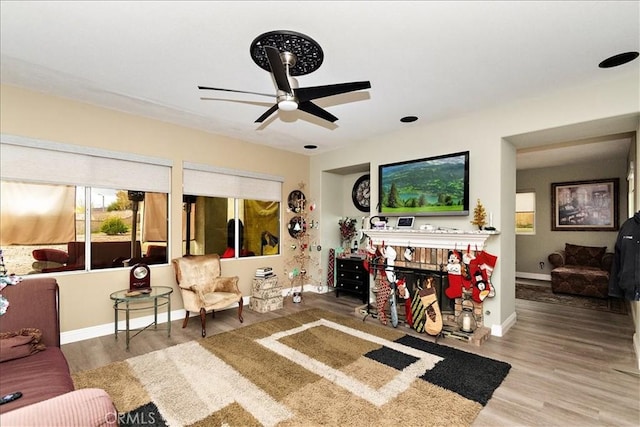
(381, 158, 465, 213)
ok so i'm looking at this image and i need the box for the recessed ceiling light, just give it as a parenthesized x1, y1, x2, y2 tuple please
(598, 51, 639, 68)
(304, 145, 317, 150)
(400, 116, 418, 123)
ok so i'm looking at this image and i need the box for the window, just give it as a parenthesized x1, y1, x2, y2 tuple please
(515, 191, 536, 234)
(182, 162, 282, 258)
(0, 135, 171, 275)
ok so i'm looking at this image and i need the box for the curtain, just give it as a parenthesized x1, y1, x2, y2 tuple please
(0, 181, 75, 245)
(142, 192, 168, 242)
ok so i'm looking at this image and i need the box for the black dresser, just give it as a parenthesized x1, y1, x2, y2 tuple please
(335, 257, 369, 303)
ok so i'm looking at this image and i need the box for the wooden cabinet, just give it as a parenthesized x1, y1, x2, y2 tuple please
(335, 257, 369, 303)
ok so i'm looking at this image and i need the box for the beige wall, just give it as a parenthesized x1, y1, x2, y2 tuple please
(0, 84, 309, 334)
(516, 157, 628, 276)
(311, 67, 639, 334)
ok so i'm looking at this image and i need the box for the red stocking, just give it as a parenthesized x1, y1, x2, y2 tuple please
(397, 278, 413, 327)
(470, 268, 489, 302)
(478, 251, 498, 297)
(446, 274, 464, 299)
(445, 250, 464, 299)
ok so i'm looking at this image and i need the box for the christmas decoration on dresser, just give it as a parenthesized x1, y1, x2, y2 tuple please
(470, 198, 487, 230)
(338, 217, 357, 249)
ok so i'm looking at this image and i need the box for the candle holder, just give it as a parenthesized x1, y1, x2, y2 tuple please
(457, 290, 477, 333)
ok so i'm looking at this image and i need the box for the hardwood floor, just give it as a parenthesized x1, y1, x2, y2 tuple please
(62, 292, 640, 426)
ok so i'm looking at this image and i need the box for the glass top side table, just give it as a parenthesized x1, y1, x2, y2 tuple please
(110, 286, 173, 350)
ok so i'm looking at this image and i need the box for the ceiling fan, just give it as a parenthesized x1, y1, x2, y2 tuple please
(198, 30, 371, 124)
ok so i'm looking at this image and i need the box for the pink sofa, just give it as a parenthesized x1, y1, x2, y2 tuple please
(0, 278, 116, 425)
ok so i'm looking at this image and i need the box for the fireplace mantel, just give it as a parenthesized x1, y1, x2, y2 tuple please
(364, 228, 499, 250)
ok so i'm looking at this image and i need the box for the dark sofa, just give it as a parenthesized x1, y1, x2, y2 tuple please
(0, 278, 116, 425)
(548, 243, 613, 299)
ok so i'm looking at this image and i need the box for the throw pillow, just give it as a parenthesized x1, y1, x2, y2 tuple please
(31, 248, 69, 264)
(564, 243, 606, 268)
(0, 328, 46, 362)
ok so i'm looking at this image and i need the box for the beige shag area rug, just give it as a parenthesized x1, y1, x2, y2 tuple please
(73, 309, 510, 427)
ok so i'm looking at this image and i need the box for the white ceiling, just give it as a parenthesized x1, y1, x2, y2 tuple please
(1, 1, 638, 168)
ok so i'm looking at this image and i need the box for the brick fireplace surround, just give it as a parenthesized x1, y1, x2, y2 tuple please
(361, 228, 497, 344)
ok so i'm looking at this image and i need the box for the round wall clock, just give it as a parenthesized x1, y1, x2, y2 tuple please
(352, 174, 370, 212)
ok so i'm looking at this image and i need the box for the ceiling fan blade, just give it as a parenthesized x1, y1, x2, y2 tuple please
(264, 46, 292, 94)
(295, 81, 371, 102)
(298, 101, 338, 123)
(198, 86, 273, 98)
(255, 104, 279, 123)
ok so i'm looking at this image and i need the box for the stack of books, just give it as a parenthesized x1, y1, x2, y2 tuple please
(255, 267, 274, 278)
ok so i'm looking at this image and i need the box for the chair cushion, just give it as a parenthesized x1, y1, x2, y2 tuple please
(202, 291, 239, 308)
(564, 243, 606, 268)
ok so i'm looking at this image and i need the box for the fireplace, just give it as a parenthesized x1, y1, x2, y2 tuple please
(363, 228, 497, 335)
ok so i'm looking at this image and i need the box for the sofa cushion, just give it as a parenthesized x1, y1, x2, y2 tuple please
(0, 348, 74, 414)
(551, 266, 609, 299)
(0, 388, 117, 426)
(0, 328, 46, 362)
(564, 243, 606, 268)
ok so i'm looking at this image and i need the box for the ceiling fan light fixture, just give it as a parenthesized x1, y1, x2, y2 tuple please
(277, 92, 298, 111)
(278, 99, 298, 111)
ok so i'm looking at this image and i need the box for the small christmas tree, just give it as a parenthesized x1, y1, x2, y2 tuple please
(471, 199, 487, 230)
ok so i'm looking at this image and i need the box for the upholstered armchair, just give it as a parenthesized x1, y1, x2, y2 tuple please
(172, 254, 243, 337)
(548, 243, 613, 299)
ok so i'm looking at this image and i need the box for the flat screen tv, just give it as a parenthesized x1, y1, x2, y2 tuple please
(378, 151, 469, 216)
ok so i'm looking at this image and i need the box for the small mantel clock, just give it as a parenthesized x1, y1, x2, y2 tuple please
(129, 263, 151, 291)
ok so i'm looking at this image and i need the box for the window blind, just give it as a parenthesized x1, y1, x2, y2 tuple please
(0, 134, 172, 193)
(516, 192, 535, 212)
(183, 162, 283, 201)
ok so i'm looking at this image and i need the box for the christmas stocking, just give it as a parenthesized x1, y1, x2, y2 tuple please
(478, 250, 498, 298)
(445, 250, 464, 299)
(396, 278, 413, 327)
(376, 278, 391, 325)
(420, 277, 443, 336)
(469, 249, 498, 302)
(462, 245, 474, 282)
(389, 280, 398, 328)
(470, 267, 489, 303)
(410, 288, 426, 333)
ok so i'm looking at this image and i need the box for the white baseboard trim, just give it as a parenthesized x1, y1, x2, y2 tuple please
(491, 310, 517, 337)
(516, 272, 551, 281)
(280, 283, 332, 297)
(61, 298, 251, 345)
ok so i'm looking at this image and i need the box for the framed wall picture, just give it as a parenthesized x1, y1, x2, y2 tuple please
(551, 178, 619, 231)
